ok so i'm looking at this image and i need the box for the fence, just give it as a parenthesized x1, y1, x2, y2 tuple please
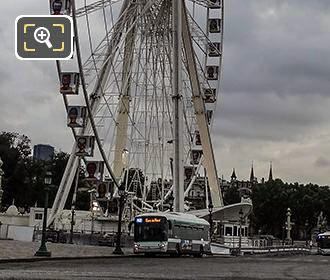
(33, 228, 134, 247)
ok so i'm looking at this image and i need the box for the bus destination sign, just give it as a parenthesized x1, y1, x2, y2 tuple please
(145, 218, 161, 223)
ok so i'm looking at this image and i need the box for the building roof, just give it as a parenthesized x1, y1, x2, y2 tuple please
(268, 162, 273, 181)
(250, 164, 255, 182)
(231, 168, 237, 179)
(6, 205, 19, 216)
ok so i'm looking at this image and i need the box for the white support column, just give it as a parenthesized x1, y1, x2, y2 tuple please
(172, 0, 184, 212)
(48, 0, 130, 227)
(113, 14, 136, 180)
(181, 2, 223, 208)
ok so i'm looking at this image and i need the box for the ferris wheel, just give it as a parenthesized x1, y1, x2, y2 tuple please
(48, 0, 225, 225)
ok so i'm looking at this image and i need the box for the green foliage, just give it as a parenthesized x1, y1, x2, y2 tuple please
(222, 177, 330, 239)
(0, 131, 69, 211)
(223, 185, 240, 205)
(251, 180, 330, 239)
(1, 131, 329, 239)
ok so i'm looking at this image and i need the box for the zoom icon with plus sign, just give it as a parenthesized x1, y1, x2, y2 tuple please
(15, 15, 73, 60)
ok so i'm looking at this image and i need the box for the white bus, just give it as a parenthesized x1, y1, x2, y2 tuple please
(317, 231, 330, 255)
(132, 212, 211, 257)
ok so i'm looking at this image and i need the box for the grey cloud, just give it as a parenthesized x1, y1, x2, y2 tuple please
(1, 0, 330, 186)
(222, 0, 330, 97)
(214, 91, 330, 143)
(315, 156, 330, 168)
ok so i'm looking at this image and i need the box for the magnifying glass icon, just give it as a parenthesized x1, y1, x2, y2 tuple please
(34, 27, 53, 49)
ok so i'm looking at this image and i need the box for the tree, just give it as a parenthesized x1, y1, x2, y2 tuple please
(251, 179, 330, 239)
(0, 131, 70, 211)
(0, 132, 31, 209)
(223, 185, 240, 205)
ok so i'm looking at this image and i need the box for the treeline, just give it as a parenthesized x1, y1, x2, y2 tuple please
(225, 179, 330, 239)
(1, 131, 329, 240)
(0, 131, 93, 212)
(0, 131, 68, 211)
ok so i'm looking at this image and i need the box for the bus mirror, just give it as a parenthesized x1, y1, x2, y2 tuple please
(168, 221, 172, 230)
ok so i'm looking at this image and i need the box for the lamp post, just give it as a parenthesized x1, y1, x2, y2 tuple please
(35, 171, 52, 257)
(238, 208, 243, 256)
(169, 194, 174, 212)
(286, 207, 292, 244)
(208, 203, 213, 241)
(69, 205, 76, 244)
(113, 186, 126, 255)
(113, 149, 129, 255)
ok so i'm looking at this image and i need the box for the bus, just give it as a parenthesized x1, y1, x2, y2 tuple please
(317, 231, 330, 255)
(132, 212, 211, 256)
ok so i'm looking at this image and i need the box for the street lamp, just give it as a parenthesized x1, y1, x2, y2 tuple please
(286, 207, 292, 244)
(35, 171, 52, 257)
(113, 186, 127, 255)
(69, 204, 76, 244)
(304, 221, 309, 247)
(208, 203, 213, 241)
(168, 194, 174, 212)
(113, 148, 129, 255)
(238, 208, 243, 256)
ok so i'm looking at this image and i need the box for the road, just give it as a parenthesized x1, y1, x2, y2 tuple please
(0, 255, 329, 279)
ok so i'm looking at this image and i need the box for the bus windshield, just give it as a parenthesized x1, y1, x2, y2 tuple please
(134, 217, 168, 242)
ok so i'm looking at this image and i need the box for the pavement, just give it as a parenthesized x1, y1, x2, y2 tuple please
(0, 240, 328, 279)
(0, 240, 133, 263)
(0, 254, 329, 279)
(0, 240, 314, 263)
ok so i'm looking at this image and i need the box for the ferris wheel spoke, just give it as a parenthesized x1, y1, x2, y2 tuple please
(187, 0, 221, 9)
(111, 1, 167, 181)
(75, 0, 122, 18)
(188, 12, 222, 58)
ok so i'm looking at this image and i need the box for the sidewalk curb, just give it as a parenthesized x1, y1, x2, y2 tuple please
(0, 254, 137, 264)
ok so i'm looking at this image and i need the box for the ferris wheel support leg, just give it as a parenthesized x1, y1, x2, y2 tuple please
(181, 1, 223, 208)
(113, 15, 137, 180)
(47, 144, 79, 227)
(172, 0, 185, 213)
(49, 1, 131, 225)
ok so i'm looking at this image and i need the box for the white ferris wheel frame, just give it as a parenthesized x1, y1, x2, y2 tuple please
(48, 0, 224, 226)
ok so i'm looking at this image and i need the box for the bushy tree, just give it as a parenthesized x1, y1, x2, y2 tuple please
(0, 131, 69, 211)
(251, 180, 330, 239)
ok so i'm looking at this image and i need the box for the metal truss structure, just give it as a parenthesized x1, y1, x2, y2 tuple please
(48, 0, 225, 226)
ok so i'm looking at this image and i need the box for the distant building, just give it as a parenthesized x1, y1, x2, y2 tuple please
(33, 144, 54, 161)
(222, 163, 275, 199)
(186, 177, 207, 210)
(223, 166, 256, 199)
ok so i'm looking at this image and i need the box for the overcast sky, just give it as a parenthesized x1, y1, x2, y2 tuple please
(1, 1, 330, 185)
